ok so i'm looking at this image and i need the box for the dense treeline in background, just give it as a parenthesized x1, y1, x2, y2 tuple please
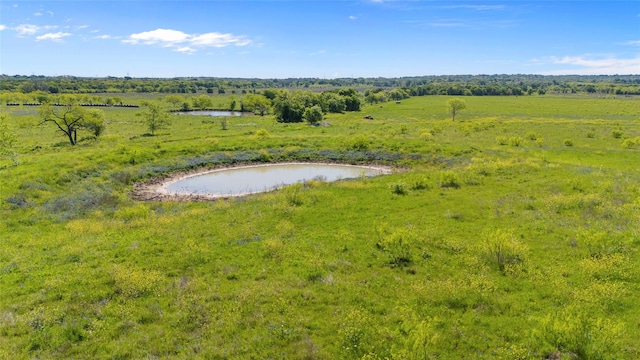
(2, 74, 640, 96)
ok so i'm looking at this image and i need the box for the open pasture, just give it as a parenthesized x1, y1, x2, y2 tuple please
(1, 95, 639, 359)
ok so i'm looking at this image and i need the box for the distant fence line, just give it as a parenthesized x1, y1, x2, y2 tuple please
(5, 103, 139, 108)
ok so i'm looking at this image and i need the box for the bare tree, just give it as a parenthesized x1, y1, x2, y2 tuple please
(38, 103, 103, 145)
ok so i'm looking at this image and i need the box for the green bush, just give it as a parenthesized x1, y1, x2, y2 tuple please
(390, 182, 408, 195)
(419, 131, 433, 141)
(409, 176, 430, 190)
(479, 229, 529, 275)
(253, 128, 270, 139)
(509, 136, 523, 147)
(439, 171, 460, 188)
(621, 137, 639, 149)
(375, 226, 416, 266)
(346, 135, 370, 150)
(533, 305, 622, 359)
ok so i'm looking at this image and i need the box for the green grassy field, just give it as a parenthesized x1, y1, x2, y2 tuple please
(1, 95, 639, 359)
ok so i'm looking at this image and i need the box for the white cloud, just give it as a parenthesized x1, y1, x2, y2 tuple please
(94, 34, 112, 39)
(15, 24, 40, 35)
(621, 40, 640, 46)
(124, 28, 190, 46)
(176, 46, 196, 54)
(34, 12, 43, 16)
(190, 32, 249, 47)
(349, 15, 357, 20)
(0, 25, 6, 31)
(543, 55, 640, 75)
(36, 32, 71, 42)
(124, 28, 251, 53)
(14, 24, 58, 36)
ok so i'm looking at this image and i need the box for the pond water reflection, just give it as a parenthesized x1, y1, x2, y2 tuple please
(162, 163, 388, 197)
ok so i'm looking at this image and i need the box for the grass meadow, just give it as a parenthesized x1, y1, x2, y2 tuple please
(1, 95, 639, 359)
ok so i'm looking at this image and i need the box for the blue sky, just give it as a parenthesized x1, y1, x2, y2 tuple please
(1, 1, 638, 78)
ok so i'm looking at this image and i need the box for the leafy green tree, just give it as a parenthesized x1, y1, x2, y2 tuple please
(365, 89, 387, 104)
(38, 102, 103, 145)
(338, 88, 362, 111)
(0, 114, 18, 165)
(321, 92, 346, 113)
(192, 94, 213, 110)
(262, 89, 277, 100)
(304, 105, 324, 125)
(447, 98, 466, 121)
(244, 94, 271, 116)
(141, 101, 170, 135)
(80, 109, 106, 138)
(164, 94, 185, 108)
(273, 91, 306, 123)
(388, 88, 410, 101)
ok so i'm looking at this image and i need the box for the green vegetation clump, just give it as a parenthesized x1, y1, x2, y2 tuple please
(1, 89, 639, 359)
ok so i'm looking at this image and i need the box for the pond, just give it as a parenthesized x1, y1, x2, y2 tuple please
(176, 110, 247, 117)
(161, 163, 389, 198)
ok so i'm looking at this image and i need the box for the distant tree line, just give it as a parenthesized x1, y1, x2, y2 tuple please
(1, 74, 639, 96)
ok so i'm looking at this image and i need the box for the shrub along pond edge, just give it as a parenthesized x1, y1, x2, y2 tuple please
(131, 162, 394, 201)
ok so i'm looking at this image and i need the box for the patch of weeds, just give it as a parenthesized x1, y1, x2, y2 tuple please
(526, 132, 538, 140)
(114, 204, 153, 222)
(444, 210, 464, 221)
(284, 183, 304, 206)
(390, 182, 408, 195)
(346, 135, 371, 151)
(305, 270, 323, 283)
(577, 228, 629, 258)
(461, 171, 482, 186)
(6, 193, 29, 208)
(439, 171, 460, 189)
(621, 137, 639, 149)
(532, 305, 622, 359)
(44, 186, 120, 221)
(611, 130, 623, 139)
(110, 170, 133, 185)
(375, 225, 416, 267)
(563, 139, 573, 147)
(253, 128, 270, 139)
(112, 266, 162, 298)
(339, 308, 371, 356)
(586, 131, 596, 138)
(496, 136, 508, 146)
(409, 176, 430, 190)
(254, 149, 273, 162)
(478, 229, 529, 275)
(420, 131, 433, 141)
(509, 137, 523, 147)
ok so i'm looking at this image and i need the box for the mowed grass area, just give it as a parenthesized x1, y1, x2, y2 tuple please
(1, 95, 639, 359)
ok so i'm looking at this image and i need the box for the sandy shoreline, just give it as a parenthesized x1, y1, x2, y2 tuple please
(130, 162, 394, 202)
